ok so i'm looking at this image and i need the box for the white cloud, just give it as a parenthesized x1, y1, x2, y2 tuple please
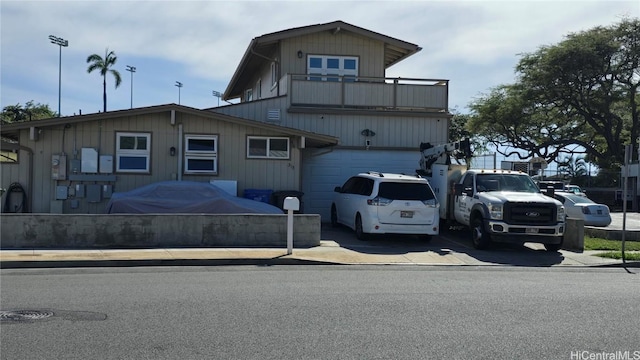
(1, 0, 638, 114)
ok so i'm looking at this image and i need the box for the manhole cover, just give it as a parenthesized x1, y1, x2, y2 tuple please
(0, 310, 55, 322)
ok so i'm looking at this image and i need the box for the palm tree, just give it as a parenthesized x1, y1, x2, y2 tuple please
(86, 48, 122, 112)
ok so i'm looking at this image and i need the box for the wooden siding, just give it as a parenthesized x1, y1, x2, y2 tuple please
(213, 99, 449, 148)
(280, 31, 385, 78)
(1, 111, 303, 214)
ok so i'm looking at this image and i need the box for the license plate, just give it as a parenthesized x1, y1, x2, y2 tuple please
(526, 228, 539, 234)
(400, 211, 414, 218)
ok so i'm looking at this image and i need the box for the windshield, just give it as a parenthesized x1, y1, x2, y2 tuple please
(378, 182, 435, 200)
(476, 174, 539, 193)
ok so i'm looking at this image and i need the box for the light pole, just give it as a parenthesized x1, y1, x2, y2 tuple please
(212, 90, 222, 107)
(126, 65, 136, 109)
(175, 81, 183, 105)
(49, 35, 68, 117)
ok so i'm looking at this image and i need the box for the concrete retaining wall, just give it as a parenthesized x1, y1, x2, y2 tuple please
(0, 214, 320, 249)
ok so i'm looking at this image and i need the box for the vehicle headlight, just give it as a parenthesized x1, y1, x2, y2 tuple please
(489, 203, 503, 220)
(557, 206, 565, 222)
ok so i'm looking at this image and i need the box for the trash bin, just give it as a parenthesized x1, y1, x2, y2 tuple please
(271, 191, 304, 213)
(243, 189, 273, 204)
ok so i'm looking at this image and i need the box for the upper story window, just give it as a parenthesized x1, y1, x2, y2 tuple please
(247, 136, 289, 159)
(184, 134, 218, 174)
(245, 89, 253, 102)
(116, 132, 150, 173)
(307, 55, 358, 82)
(256, 79, 262, 100)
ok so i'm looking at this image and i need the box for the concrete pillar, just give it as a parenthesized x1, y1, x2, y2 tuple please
(562, 218, 584, 252)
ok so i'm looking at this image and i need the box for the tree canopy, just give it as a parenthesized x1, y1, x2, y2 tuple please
(467, 18, 640, 172)
(87, 48, 122, 112)
(1, 101, 57, 124)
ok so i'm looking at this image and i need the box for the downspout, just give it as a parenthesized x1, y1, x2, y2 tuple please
(16, 144, 34, 212)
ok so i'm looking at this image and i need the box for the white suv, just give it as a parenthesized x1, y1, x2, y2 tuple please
(330, 172, 440, 240)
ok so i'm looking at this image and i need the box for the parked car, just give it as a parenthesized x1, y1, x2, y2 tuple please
(552, 192, 611, 227)
(564, 184, 587, 197)
(330, 172, 439, 240)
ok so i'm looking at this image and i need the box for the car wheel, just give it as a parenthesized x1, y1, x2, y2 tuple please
(355, 214, 369, 240)
(471, 216, 491, 250)
(330, 205, 339, 228)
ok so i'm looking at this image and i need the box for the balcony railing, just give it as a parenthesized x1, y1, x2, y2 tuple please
(284, 74, 448, 112)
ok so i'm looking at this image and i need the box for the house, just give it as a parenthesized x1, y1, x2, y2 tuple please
(212, 20, 451, 220)
(0, 104, 337, 214)
(1, 20, 450, 220)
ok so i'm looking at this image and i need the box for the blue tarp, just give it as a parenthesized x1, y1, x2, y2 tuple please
(106, 181, 283, 214)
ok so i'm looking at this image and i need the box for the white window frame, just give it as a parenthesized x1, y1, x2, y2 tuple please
(245, 89, 253, 102)
(256, 79, 262, 100)
(247, 136, 290, 159)
(184, 134, 218, 174)
(116, 132, 151, 173)
(307, 55, 358, 81)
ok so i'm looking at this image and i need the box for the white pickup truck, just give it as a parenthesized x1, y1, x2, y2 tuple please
(418, 142, 565, 251)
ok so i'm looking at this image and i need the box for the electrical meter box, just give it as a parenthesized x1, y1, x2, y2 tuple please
(99, 155, 113, 173)
(81, 148, 98, 173)
(52, 154, 67, 180)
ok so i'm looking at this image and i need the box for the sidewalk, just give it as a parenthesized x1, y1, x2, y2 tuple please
(2, 213, 639, 269)
(1, 239, 636, 269)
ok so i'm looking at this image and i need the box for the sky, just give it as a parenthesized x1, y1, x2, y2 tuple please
(1, 1, 638, 122)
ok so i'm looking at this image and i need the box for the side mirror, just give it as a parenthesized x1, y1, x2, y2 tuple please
(546, 186, 555, 197)
(454, 183, 464, 196)
(334, 186, 342, 193)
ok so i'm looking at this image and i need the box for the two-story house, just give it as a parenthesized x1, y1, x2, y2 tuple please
(212, 20, 451, 220)
(0, 20, 449, 221)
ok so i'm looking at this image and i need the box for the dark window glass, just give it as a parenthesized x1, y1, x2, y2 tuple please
(188, 138, 215, 151)
(377, 182, 435, 201)
(309, 57, 322, 68)
(119, 156, 146, 170)
(187, 158, 215, 171)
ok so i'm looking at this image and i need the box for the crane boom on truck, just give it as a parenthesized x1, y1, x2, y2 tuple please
(418, 140, 565, 251)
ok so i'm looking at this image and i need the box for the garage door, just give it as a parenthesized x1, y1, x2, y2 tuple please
(302, 149, 419, 221)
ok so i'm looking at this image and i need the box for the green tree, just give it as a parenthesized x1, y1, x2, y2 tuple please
(468, 18, 640, 173)
(86, 48, 122, 112)
(1, 101, 57, 123)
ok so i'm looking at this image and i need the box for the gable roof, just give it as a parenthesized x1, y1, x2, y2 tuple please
(224, 20, 422, 100)
(0, 104, 338, 148)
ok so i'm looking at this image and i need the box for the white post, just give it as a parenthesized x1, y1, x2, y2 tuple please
(287, 209, 294, 255)
(283, 196, 300, 255)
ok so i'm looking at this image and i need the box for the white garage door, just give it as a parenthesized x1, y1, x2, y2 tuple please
(302, 149, 420, 221)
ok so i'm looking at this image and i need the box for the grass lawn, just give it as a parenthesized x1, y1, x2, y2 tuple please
(584, 236, 640, 260)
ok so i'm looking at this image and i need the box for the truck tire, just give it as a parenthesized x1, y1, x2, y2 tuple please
(330, 205, 339, 228)
(355, 214, 369, 240)
(471, 216, 491, 250)
(544, 241, 562, 252)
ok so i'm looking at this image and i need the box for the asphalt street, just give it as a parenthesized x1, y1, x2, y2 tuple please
(1, 266, 638, 360)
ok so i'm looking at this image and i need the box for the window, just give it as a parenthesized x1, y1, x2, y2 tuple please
(256, 79, 262, 100)
(184, 135, 218, 174)
(307, 55, 358, 81)
(0, 150, 18, 163)
(247, 136, 289, 159)
(116, 132, 150, 173)
(245, 89, 253, 102)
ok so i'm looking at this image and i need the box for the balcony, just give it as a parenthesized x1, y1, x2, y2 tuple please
(284, 74, 448, 113)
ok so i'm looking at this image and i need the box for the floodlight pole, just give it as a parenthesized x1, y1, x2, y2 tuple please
(49, 35, 68, 117)
(175, 81, 183, 104)
(126, 65, 136, 109)
(212, 90, 222, 107)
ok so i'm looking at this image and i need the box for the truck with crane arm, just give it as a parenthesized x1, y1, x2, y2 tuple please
(417, 140, 565, 251)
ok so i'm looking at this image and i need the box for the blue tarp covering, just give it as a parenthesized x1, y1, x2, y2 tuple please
(106, 181, 283, 214)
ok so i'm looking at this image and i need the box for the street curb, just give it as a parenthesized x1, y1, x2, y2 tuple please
(0, 258, 342, 269)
